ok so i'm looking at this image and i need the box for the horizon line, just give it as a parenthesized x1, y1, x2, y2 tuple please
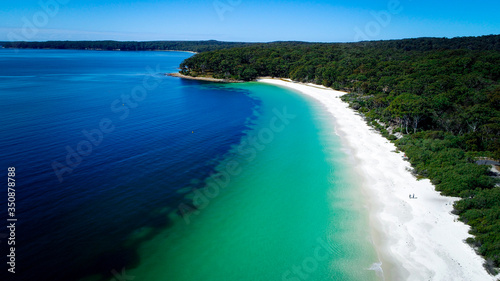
(1, 34, 499, 45)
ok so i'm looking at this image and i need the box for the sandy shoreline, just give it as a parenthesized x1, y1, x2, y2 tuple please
(258, 78, 494, 281)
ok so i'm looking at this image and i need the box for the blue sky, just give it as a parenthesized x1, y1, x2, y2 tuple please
(1, 0, 499, 42)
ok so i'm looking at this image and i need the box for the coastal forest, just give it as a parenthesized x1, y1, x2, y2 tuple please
(6, 35, 500, 272)
(178, 35, 500, 271)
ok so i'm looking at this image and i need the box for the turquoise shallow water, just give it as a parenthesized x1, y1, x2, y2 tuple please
(117, 83, 381, 281)
(0, 49, 380, 280)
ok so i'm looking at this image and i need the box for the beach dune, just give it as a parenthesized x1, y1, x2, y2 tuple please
(258, 78, 494, 281)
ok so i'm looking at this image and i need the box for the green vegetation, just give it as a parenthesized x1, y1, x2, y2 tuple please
(1, 40, 254, 53)
(179, 35, 500, 270)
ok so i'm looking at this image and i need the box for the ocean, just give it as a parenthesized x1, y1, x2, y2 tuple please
(0, 49, 380, 281)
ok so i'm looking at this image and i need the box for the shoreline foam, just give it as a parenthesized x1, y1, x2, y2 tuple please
(258, 78, 494, 281)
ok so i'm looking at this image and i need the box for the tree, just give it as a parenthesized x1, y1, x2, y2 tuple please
(240, 67, 258, 81)
(386, 93, 428, 134)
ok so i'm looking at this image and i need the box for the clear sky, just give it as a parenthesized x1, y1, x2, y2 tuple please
(1, 0, 499, 42)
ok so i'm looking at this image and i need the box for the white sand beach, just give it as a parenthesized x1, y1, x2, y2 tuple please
(258, 78, 495, 281)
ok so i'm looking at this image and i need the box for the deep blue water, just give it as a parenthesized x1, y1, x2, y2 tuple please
(0, 49, 259, 281)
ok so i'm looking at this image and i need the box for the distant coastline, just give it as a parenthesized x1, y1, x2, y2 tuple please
(3, 47, 198, 54)
(1, 40, 252, 53)
(155, 50, 198, 54)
